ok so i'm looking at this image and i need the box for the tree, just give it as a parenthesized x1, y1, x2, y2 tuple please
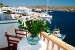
(3, 10, 12, 14)
(0, 3, 4, 7)
(0, 3, 8, 8)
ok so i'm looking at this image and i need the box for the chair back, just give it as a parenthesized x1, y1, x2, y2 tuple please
(15, 29, 28, 37)
(5, 24, 28, 37)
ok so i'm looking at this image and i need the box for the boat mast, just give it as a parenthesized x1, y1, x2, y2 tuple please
(47, 0, 49, 12)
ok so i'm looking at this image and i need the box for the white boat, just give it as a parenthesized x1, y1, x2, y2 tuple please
(39, 0, 52, 24)
(39, 12, 52, 19)
(52, 27, 66, 39)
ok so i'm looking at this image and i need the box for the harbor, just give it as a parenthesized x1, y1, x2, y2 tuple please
(0, 0, 75, 50)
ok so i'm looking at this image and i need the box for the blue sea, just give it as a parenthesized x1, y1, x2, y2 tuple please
(47, 11, 75, 47)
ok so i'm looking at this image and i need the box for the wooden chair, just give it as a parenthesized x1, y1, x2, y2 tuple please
(5, 32, 22, 50)
(15, 29, 28, 38)
(5, 25, 28, 38)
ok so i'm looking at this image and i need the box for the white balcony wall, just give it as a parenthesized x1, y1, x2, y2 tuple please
(0, 20, 19, 48)
(0, 14, 20, 20)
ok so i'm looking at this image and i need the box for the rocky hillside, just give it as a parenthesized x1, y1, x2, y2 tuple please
(28, 6, 75, 12)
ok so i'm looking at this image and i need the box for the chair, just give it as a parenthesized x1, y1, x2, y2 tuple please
(15, 29, 28, 38)
(5, 25, 28, 38)
(5, 25, 28, 50)
(5, 32, 22, 50)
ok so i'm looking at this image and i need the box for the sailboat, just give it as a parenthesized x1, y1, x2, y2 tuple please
(39, 0, 52, 24)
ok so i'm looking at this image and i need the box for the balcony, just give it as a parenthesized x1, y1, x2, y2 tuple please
(0, 20, 75, 50)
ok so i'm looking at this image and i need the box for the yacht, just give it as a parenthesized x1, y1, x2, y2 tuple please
(39, 12, 52, 19)
(39, 0, 52, 24)
(52, 27, 66, 39)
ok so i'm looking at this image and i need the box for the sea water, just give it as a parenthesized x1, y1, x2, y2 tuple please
(46, 11, 75, 46)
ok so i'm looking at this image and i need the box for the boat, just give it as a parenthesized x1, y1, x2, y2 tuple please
(38, 12, 52, 24)
(39, 0, 52, 24)
(52, 26, 66, 39)
(40, 12, 52, 18)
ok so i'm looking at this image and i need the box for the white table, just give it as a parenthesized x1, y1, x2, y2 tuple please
(17, 37, 46, 50)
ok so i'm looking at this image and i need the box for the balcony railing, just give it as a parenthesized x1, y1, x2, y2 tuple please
(39, 32, 75, 50)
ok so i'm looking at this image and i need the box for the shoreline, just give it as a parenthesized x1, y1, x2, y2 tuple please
(28, 6, 75, 12)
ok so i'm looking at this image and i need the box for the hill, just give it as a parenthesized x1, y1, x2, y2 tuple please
(28, 6, 75, 12)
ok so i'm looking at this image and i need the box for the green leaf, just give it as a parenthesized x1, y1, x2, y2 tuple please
(18, 19, 22, 24)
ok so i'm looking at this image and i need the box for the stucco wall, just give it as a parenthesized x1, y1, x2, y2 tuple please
(0, 14, 20, 20)
(0, 20, 19, 48)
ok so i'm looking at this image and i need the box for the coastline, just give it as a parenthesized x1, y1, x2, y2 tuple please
(28, 6, 75, 12)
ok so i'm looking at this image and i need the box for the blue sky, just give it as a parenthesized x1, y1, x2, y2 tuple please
(0, 0, 75, 7)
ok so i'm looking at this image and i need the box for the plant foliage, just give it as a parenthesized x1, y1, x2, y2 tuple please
(18, 19, 50, 37)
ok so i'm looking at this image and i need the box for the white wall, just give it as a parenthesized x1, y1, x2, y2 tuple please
(0, 14, 13, 20)
(0, 20, 19, 48)
(0, 14, 20, 20)
(0, 9, 2, 13)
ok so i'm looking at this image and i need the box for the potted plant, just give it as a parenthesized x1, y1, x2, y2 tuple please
(18, 18, 50, 45)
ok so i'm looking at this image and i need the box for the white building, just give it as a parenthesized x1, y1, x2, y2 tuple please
(0, 6, 32, 14)
(0, 8, 2, 13)
(0, 6, 34, 20)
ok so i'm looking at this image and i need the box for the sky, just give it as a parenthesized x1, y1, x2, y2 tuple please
(0, 0, 75, 7)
